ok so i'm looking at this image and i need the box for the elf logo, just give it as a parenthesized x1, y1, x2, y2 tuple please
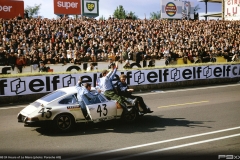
(62, 75, 76, 87)
(11, 78, 26, 94)
(134, 71, 145, 84)
(203, 66, 212, 78)
(57, 1, 78, 9)
(171, 68, 180, 81)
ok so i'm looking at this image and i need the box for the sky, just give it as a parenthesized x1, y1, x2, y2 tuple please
(23, 0, 222, 19)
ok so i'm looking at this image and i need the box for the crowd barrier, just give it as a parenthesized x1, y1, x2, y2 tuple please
(0, 57, 230, 75)
(0, 60, 166, 74)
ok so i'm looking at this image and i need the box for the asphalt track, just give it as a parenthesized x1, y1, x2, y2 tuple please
(0, 83, 240, 160)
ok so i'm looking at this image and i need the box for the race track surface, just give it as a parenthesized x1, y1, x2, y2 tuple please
(0, 83, 240, 160)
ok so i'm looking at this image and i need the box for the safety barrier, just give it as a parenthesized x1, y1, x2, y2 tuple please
(1, 63, 240, 104)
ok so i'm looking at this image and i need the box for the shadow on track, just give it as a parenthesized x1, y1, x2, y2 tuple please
(34, 115, 214, 136)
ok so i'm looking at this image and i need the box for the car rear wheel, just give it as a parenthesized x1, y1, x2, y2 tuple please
(122, 107, 137, 122)
(54, 114, 75, 132)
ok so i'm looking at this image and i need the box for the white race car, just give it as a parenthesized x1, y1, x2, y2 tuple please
(17, 86, 146, 132)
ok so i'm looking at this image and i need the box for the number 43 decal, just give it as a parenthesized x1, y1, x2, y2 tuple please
(97, 104, 108, 117)
(38, 108, 52, 118)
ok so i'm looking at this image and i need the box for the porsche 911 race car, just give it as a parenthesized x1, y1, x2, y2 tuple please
(17, 86, 147, 132)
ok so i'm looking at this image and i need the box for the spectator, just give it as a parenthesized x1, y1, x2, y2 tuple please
(16, 54, 26, 73)
(0, 47, 6, 66)
(123, 60, 131, 69)
(1, 17, 240, 72)
(39, 61, 48, 72)
(60, 53, 69, 65)
(74, 56, 81, 65)
(86, 62, 97, 71)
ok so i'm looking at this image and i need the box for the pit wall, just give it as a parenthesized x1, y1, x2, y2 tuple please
(0, 63, 240, 104)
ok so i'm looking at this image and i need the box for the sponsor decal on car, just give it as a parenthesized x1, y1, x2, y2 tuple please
(67, 105, 80, 111)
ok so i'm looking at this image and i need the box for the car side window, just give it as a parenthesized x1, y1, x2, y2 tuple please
(59, 95, 77, 104)
(98, 94, 107, 103)
(83, 95, 101, 105)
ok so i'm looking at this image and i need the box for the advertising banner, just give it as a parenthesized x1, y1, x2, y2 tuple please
(224, 0, 240, 20)
(82, 0, 99, 17)
(0, 0, 24, 19)
(161, 0, 194, 19)
(0, 64, 240, 96)
(54, 0, 81, 15)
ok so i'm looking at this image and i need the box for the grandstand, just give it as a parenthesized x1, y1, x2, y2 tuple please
(1, 4, 240, 74)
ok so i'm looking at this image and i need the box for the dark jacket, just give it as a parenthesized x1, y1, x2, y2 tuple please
(115, 81, 132, 97)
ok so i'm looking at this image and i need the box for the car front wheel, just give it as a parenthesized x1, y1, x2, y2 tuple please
(54, 114, 75, 132)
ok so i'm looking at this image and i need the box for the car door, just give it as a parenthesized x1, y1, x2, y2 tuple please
(84, 94, 117, 121)
(58, 94, 84, 119)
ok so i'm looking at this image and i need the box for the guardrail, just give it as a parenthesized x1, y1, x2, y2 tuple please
(0, 62, 240, 104)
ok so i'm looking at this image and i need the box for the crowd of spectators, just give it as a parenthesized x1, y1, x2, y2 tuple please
(0, 15, 240, 72)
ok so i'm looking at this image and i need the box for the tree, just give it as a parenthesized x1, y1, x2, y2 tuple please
(113, 5, 138, 20)
(127, 11, 138, 20)
(150, 11, 161, 19)
(113, 5, 126, 19)
(24, 4, 42, 18)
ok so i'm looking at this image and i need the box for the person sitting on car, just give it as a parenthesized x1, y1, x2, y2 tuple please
(115, 74, 153, 114)
(76, 79, 100, 120)
(100, 62, 137, 114)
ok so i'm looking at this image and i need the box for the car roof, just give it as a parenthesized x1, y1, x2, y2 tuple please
(57, 86, 77, 94)
(57, 86, 96, 94)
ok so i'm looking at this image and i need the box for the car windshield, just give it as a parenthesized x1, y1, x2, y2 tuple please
(40, 90, 67, 102)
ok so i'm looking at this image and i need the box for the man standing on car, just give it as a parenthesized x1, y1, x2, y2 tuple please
(115, 74, 153, 114)
(76, 78, 99, 120)
(100, 62, 137, 114)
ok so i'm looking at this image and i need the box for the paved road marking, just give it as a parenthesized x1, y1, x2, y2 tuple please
(0, 106, 25, 110)
(136, 83, 240, 96)
(66, 126, 240, 160)
(158, 101, 209, 108)
(110, 133, 240, 160)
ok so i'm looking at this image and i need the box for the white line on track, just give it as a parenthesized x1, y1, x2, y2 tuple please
(109, 133, 240, 160)
(66, 126, 240, 160)
(135, 83, 240, 96)
(0, 106, 25, 110)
